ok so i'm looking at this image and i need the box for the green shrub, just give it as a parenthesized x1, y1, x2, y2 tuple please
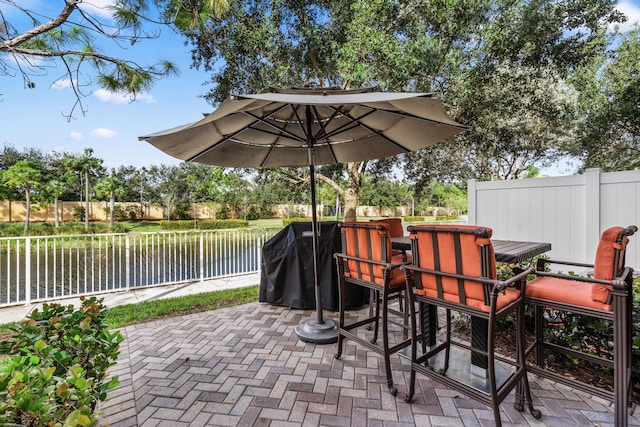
(402, 216, 425, 222)
(159, 219, 249, 230)
(0, 297, 122, 426)
(73, 206, 86, 222)
(282, 217, 312, 226)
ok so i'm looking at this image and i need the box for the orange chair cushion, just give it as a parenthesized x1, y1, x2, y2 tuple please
(381, 218, 404, 238)
(410, 225, 498, 312)
(526, 276, 612, 311)
(416, 286, 520, 312)
(591, 227, 627, 303)
(342, 221, 404, 287)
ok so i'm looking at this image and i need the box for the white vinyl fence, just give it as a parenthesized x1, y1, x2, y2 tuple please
(468, 168, 640, 270)
(0, 228, 279, 308)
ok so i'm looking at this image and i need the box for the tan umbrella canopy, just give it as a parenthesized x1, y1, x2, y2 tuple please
(140, 86, 468, 344)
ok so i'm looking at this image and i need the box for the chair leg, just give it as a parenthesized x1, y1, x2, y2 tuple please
(514, 304, 541, 419)
(439, 309, 452, 375)
(534, 305, 544, 367)
(366, 289, 375, 330)
(404, 286, 418, 403)
(614, 298, 630, 427)
(381, 287, 397, 396)
(334, 278, 347, 360)
(371, 290, 381, 344)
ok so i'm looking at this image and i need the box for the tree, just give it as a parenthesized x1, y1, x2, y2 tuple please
(95, 175, 124, 227)
(177, 0, 625, 220)
(0, 0, 232, 117)
(571, 27, 640, 171)
(42, 179, 68, 227)
(146, 164, 190, 220)
(360, 176, 411, 216)
(2, 161, 42, 231)
(64, 148, 104, 229)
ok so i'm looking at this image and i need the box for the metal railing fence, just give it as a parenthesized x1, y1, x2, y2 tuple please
(0, 228, 280, 308)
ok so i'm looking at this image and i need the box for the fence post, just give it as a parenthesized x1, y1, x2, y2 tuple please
(467, 179, 477, 225)
(25, 237, 31, 305)
(585, 168, 601, 262)
(200, 231, 204, 282)
(125, 234, 131, 292)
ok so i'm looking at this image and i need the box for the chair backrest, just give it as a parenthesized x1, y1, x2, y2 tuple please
(591, 226, 634, 303)
(379, 218, 404, 238)
(408, 224, 496, 308)
(340, 221, 393, 286)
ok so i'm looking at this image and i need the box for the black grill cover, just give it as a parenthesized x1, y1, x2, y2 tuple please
(259, 221, 368, 310)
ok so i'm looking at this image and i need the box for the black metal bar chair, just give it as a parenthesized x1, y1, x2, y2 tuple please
(334, 221, 411, 395)
(524, 225, 637, 427)
(402, 224, 540, 427)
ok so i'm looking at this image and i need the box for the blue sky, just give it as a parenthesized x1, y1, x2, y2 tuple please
(1, 0, 639, 172)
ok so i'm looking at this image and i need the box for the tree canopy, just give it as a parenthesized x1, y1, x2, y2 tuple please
(2, 0, 638, 215)
(0, 0, 231, 117)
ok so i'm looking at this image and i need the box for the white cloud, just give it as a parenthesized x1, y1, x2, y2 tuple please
(69, 131, 83, 140)
(94, 89, 156, 104)
(90, 128, 118, 138)
(616, 0, 640, 32)
(79, 0, 116, 20)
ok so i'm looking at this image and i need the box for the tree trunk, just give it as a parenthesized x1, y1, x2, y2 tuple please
(110, 195, 115, 227)
(54, 197, 60, 227)
(24, 188, 30, 232)
(85, 170, 89, 229)
(343, 162, 363, 222)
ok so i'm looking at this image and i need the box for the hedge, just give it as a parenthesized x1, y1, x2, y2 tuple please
(159, 219, 249, 230)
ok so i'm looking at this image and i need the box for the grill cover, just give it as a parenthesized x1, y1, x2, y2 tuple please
(259, 221, 368, 310)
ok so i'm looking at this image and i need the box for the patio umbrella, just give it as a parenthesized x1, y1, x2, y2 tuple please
(139, 86, 468, 344)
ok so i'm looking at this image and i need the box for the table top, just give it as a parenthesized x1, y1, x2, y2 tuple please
(391, 237, 551, 264)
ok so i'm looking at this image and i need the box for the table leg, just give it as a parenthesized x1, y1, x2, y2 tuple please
(422, 303, 437, 347)
(471, 316, 488, 377)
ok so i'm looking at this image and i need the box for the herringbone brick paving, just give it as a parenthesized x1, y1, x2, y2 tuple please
(97, 302, 640, 427)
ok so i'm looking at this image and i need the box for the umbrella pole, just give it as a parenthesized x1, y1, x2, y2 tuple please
(309, 162, 323, 325)
(295, 107, 338, 344)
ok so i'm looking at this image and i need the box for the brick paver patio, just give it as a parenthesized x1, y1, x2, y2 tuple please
(97, 302, 640, 427)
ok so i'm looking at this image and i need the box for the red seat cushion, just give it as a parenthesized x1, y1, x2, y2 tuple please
(526, 276, 611, 311)
(342, 221, 405, 287)
(380, 218, 404, 238)
(591, 227, 627, 304)
(410, 225, 499, 312)
(416, 286, 520, 312)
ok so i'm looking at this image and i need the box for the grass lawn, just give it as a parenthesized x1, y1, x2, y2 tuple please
(103, 285, 260, 329)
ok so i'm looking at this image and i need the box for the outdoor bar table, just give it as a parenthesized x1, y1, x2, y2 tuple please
(392, 236, 552, 374)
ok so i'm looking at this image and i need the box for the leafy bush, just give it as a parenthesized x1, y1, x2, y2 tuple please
(0, 222, 130, 237)
(73, 206, 85, 222)
(102, 205, 140, 222)
(402, 216, 425, 222)
(282, 217, 312, 226)
(0, 297, 123, 426)
(159, 219, 249, 230)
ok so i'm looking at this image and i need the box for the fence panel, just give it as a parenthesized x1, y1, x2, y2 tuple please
(0, 228, 279, 308)
(468, 168, 640, 270)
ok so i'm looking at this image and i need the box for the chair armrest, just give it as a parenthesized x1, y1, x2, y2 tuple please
(335, 252, 410, 269)
(536, 257, 594, 272)
(402, 265, 534, 292)
(495, 266, 535, 293)
(533, 268, 632, 291)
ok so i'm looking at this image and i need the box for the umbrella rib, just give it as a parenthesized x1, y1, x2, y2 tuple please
(257, 104, 308, 168)
(186, 124, 247, 162)
(243, 108, 307, 144)
(310, 105, 341, 163)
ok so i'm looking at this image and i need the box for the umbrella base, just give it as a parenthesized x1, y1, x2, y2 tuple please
(295, 318, 339, 344)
